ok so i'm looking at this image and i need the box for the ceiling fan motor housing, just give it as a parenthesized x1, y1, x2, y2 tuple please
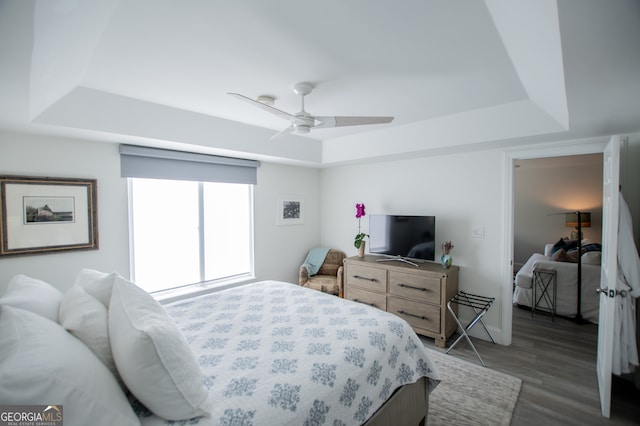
(293, 125, 311, 134)
(293, 82, 313, 96)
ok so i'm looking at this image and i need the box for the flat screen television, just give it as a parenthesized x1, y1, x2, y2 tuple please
(369, 214, 436, 262)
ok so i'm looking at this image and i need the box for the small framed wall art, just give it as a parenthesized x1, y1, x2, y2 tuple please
(0, 176, 99, 257)
(277, 194, 305, 226)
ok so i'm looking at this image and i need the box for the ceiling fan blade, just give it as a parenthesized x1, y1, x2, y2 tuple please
(228, 92, 307, 125)
(314, 116, 394, 128)
(270, 125, 295, 140)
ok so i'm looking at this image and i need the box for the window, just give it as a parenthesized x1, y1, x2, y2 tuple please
(129, 178, 253, 293)
(120, 144, 259, 294)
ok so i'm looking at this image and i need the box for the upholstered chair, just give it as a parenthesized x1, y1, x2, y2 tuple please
(299, 249, 346, 297)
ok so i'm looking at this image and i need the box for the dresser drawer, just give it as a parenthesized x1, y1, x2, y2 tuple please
(388, 296, 440, 334)
(345, 286, 387, 311)
(345, 264, 387, 293)
(389, 271, 441, 304)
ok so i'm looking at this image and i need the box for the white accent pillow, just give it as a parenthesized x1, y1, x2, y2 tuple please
(0, 306, 140, 426)
(59, 284, 119, 381)
(74, 269, 117, 307)
(0, 275, 63, 322)
(109, 276, 211, 421)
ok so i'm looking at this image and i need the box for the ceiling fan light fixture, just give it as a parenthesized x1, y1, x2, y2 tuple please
(293, 125, 311, 134)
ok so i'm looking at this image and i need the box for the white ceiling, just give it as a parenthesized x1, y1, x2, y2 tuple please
(1, 0, 639, 166)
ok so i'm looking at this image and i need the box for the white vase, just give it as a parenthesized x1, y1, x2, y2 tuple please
(358, 241, 366, 258)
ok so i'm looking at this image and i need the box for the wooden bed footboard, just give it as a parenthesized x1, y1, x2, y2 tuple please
(363, 377, 429, 426)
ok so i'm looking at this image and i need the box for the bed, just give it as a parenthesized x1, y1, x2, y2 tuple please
(513, 241, 602, 323)
(0, 272, 440, 426)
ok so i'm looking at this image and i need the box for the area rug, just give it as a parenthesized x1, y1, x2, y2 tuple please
(426, 349, 522, 426)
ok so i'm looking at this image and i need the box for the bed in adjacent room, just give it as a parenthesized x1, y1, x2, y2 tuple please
(0, 273, 440, 426)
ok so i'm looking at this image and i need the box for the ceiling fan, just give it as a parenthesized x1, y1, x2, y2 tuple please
(228, 82, 394, 140)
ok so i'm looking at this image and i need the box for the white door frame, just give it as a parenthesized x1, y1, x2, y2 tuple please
(500, 136, 610, 345)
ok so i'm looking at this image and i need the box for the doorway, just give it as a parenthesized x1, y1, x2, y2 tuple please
(512, 153, 603, 325)
(499, 137, 610, 346)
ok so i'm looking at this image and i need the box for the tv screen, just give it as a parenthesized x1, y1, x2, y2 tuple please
(369, 214, 436, 261)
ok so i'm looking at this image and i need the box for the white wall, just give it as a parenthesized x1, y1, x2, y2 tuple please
(4, 130, 638, 347)
(513, 155, 603, 266)
(320, 150, 507, 341)
(253, 162, 322, 283)
(0, 131, 321, 293)
(1, 132, 130, 291)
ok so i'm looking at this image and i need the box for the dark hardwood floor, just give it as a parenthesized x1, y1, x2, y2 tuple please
(423, 306, 640, 425)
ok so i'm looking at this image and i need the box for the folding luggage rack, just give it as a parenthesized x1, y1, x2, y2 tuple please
(445, 291, 495, 367)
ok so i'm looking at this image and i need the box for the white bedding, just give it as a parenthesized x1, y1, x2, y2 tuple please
(135, 280, 440, 425)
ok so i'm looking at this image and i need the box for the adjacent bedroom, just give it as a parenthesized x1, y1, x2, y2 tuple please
(512, 153, 604, 324)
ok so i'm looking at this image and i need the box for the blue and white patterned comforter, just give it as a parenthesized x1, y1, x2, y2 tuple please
(138, 280, 440, 425)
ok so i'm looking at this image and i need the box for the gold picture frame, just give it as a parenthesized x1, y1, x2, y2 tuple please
(0, 176, 99, 257)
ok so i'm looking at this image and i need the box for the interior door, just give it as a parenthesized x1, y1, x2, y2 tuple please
(596, 135, 621, 418)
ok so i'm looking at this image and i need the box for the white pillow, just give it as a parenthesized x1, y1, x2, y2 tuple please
(59, 284, 120, 381)
(0, 306, 140, 426)
(74, 269, 117, 307)
(0, 275, 63, 322)
(109, 276, 211, 421)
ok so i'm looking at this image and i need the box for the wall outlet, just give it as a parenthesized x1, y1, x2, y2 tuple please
(472, 226, 485, 238)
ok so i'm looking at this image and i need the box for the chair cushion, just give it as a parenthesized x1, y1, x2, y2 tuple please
(305, 275, 340, 294)
(317, 250, 345, 276)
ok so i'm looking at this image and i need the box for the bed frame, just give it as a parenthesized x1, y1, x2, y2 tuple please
(364, 377, 429, 426)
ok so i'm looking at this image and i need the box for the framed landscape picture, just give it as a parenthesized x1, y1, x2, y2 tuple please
(0, 176, 99, 257)
(277, 194, 305, 226)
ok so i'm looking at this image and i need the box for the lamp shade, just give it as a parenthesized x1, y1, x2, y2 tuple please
(565, 212, 591, 228)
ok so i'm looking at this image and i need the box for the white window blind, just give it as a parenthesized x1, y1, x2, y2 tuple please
(119, 144, 260, 184)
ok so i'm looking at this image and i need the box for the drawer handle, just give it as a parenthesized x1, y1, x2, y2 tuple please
(397, 310, 428, 320)
(353, 275, 378, 282)
(398, 283, 429, 292)
(353, 299, 377, 308)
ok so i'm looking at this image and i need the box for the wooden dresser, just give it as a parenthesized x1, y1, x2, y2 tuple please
(343, 255, 459, 348)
